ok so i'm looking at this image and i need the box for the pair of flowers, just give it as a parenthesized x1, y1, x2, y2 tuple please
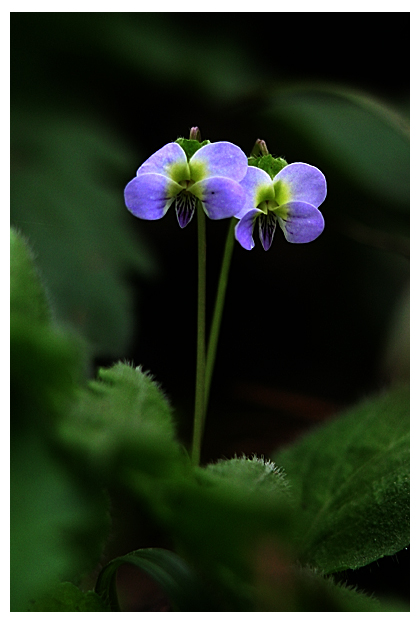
(124, 139, 327, 250)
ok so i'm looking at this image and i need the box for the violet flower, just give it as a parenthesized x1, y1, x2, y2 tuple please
(235, 163, 327, 250)
(124, 141, 248, 228)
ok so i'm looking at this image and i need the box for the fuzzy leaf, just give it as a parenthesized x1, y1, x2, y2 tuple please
(10, 228, 84, 427)
(10, 228, 51, 324)
(28, 582, 109, 612)
(57, 362, 187, 484)
(10, 232, 110, 611)
(272, 386, 409, 573)
(153, 455, 295, 610)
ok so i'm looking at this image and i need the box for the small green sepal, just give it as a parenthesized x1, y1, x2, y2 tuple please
(176, 137, 211, 161)
(248, 138, 288, 179)
(248, 154, 288, 179)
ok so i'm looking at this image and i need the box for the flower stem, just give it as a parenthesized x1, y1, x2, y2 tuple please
(191, 204, 207, 467)
(204, 218, 236, 416)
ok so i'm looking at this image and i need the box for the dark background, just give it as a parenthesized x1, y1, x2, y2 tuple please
(11, 12, 410, 609)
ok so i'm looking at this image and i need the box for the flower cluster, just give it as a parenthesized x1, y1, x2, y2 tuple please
(124, 133, 327, 249)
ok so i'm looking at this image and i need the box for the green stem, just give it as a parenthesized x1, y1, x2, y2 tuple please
(204, 218, 235, 416)
(191, 204, 207, 467)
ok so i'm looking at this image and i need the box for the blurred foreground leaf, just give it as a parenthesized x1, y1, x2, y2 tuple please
(11, 230, 110, 611)
(253, 561, 408, 612)
(28, 582, 109, 612)
(95, 548, 211, 612)
(11, 109, 157, 357)
(149, 456, 295, 610)
(57, 362, 187, 484)
(10, 228, 52, 324)
(273, 385, 409, 573)
(11, 433, 110, 611)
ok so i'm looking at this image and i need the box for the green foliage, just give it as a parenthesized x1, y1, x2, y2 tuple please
(263, 85, 409, 209)
(95, 548, 211, 612)
(250, 561, 408, 612)
(150, 456, 295, 610)
(272, 385, 409, 573)
(57, 362, 188, 484)
(10, 230, 110, 611)
(11, 229, 82, 430)
(28, 582, 109, 612)
(284, 567, 409, 612)
(11, 109, 157, 358)
(10, 15, 409, 610)
(10, 228, 83, 427)
(11, 432, 110, 611)
(10, 228, 52, 324)
(204, 454, 289, 500)
(10, 226, 410, 611)
(95, 544, 408, 613)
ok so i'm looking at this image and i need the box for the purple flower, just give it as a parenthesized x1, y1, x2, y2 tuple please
(124, 141, 248, 228)
(235, 163, 327, 250)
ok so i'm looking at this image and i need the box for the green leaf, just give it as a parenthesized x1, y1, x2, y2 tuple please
(292, 567, 409, 612)
(272, 385, 409, 573)
(10, 228, 85, 428)
(252, 560, 408, 612)
(263, 84, 409, 207)
(28, 582, 109, 612)
(10, 233, 110, 611)
(57, 362, 187, 483)
(10, 228, 51, 324)
(153, 455, 295, 610)
(204, 454, 290, 501)
(11, 318, 84, 430)
(10, 228, 85, 430)
(11, 108, 158, 358)
(95, 548, 211, 612)
(10, 428, 110, 611)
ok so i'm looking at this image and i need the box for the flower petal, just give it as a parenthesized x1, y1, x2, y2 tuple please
(174, 193, 197, 228)
(235, 208, 261, 250)
(190, 177, 245, 220)
(274, 163, 327, 208)
(136, 142, 189, 181)
(237, 166, 273, 218)
(124, 173, 181, 220)
(279, 201, 325, 243)
(259, 212, 277, 251)
(189, 141, 248, 183)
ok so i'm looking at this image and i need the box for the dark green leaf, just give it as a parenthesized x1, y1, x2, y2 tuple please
(263, 85, 409, 207)
(28, 582, 109, 612)
(10, 228, 51, 324)
(154, 455, 295, 610)
(10, 234, 110, 611)
(291, 567, 408, 612)
(57, 362, 187, 483)
(272, 386, 409, 573)
(10, 429, 110, 611)
(10, 228, 85, 429)
(11, 109, 158, 357)
(95, 548, 210, 612)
